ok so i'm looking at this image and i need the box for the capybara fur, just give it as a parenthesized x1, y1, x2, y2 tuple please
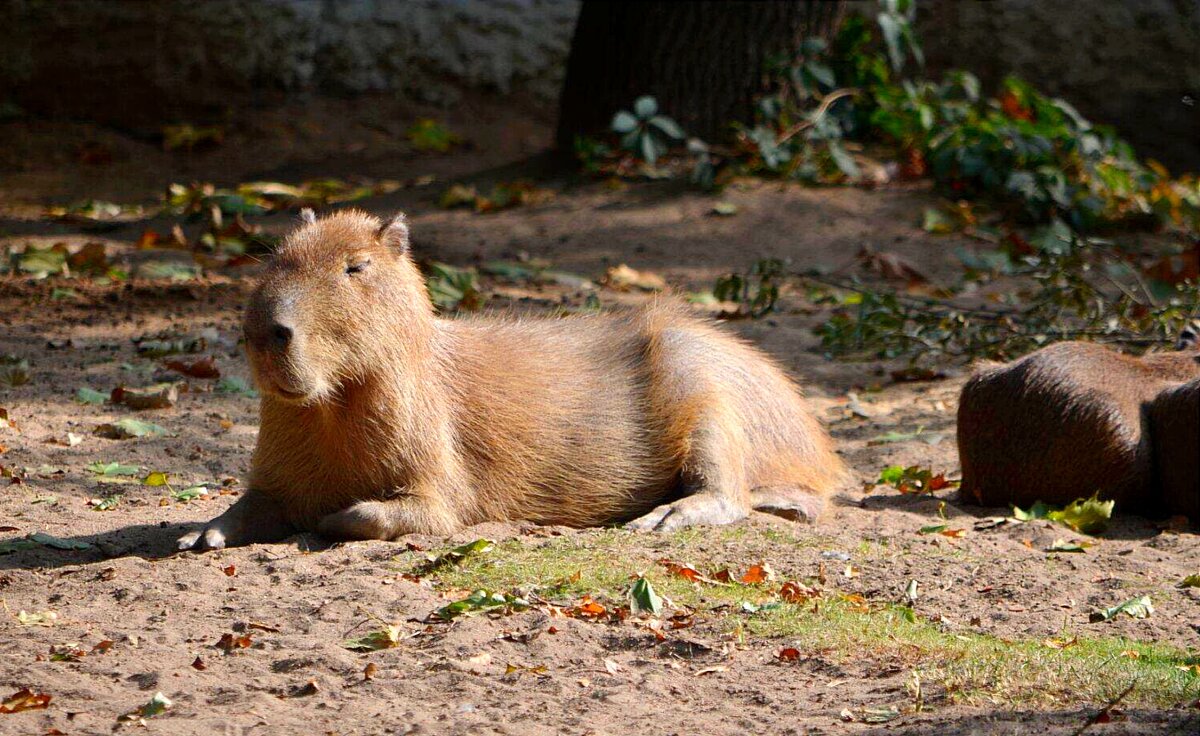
(956, 341, 1200, 512)
(1147, 379, 1200, 523)
(178, 209, 845, 550)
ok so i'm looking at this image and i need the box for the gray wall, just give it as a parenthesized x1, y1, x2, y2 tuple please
(1, 0, 1196, 170)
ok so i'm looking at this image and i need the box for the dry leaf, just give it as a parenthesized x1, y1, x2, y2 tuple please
(741, 562, 775, 584)
(0, 688, 51, 713)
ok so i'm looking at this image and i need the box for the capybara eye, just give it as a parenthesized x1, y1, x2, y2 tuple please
(345, 261, 370, 276)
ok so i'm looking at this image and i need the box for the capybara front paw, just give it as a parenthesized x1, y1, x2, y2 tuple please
(317, 501, 395, 541)
(626, 494, 747, 532)
(177, 520, 233, 551)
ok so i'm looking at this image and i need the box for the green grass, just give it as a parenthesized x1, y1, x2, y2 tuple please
(410, 530, 1200, 709)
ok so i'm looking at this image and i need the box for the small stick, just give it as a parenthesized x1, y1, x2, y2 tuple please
(1069, 682, 1135, 736)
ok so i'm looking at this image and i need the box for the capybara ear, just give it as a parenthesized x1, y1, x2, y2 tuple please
(377, 212, 410, 254)
(299, 207, 317, 225)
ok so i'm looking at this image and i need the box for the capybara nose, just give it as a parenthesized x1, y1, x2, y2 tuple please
(270, 323, 293, 349)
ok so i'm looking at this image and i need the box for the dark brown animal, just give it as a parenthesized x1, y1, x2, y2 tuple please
(956, 341, 1200, 512)
(1147, 379, 1200, 523)
(178, 209, 845, 550)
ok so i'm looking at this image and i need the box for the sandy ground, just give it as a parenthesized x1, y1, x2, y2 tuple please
(0, 115, 1198, 735)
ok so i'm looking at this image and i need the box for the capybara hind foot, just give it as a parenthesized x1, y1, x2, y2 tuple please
(626, 493, 748, 532)
(317, 501, 397, 540)
(316, 497, 458, 540)
(750, 486, 825, 522)
(177, 491, 293, 551)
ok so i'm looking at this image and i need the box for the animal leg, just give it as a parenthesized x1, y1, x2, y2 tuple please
(317, 492, 458, 540)
(177, 490, 294, 551)
(627, 411, 751, 532)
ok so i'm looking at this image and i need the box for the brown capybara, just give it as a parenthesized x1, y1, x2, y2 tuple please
(1147, 379, 1200, 523)
(956, 341, 1200, 512)
(178, 209, 845, 550)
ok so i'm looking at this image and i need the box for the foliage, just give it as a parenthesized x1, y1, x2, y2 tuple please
(814, 224, 1200, 362)
(424, 262, 484, 312)
(1013, 494, 1115, 535)
(406, 118, 461, 153)
(610, 96, 686, 164)
(713, 259, 786, 318)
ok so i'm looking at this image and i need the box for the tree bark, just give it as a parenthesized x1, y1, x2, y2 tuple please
(556, 0, 847, 148)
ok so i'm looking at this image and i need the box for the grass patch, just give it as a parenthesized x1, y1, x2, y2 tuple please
(418, 529, 1200, 709)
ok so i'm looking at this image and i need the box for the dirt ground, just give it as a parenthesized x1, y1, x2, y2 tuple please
(0, 110, 1198, 735)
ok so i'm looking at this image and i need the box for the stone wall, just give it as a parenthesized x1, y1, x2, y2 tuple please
(917, 0, 1200, 172)
(0, 0, 1196, 170)
(0, 0, 581, 125)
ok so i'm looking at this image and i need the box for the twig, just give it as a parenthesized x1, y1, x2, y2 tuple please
(777, 89, 860, 144)
(1069, 682, 1135, 736)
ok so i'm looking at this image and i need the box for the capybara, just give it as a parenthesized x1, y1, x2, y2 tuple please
(178, 209, 845, 550)
(1147, 379, 1200, 523)
(956, 341, 1200, 512)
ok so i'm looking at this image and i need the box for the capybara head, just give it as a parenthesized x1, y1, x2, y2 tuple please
(244, 209, 431, 404)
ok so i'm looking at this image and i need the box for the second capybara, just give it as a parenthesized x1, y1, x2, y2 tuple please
(1147, 379, 1200, 523)
(178, 209, 845, 550)
(956, 341, 1200, 512)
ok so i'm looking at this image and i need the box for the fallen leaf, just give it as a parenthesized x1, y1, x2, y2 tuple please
(28, 532, 91, 550)
(779, 581, 818, 603)
(601, 264, 666, 292)
(778, 647, 802, 661)
(1179, 574, 1200, 588)
(695, 666, 727, 676)
(1014, 494, 1114, 534)
(1090, 595, 1154, 622)
(629, 576, 663, 616)
(343, 626, 403, 652)
(162, 356, 220, 379)
(222, 565, 237, 577)
(75, 387, 108, 405)
(111, 383, 178, 410)
(1047, 538, 1092, 553)
(0, 688, 51, 713)
(741, 562, 776, 584)
(363, 662, 377, 680)
(710, 202, 739, 216)
(216, 632, 253, 652)
(93, 419, 173, 440)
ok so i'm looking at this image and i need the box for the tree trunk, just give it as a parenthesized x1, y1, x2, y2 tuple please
(556, 0, 847, 148)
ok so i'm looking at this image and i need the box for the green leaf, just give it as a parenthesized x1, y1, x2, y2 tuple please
(28, 532, 92, 550)
(1090, 595, 1153, 622)
(406, 119, 461, 153)
(1047, 538, 1089, 553)
(878, 465, 905, 485)
(629, 576, 663, 616)
(827, 141, 860, 179)
(1014, 494, 1113, 534)
(89, 495, 121, 511)
(93, 418, 173, 439)
(921, 208, 954, 234)
(143, 471, 169, 487)
(918, 524, 947, 535)
(424, 538, 494, 570)
(139, 692, 172, 719)
(171, 485, 208, 502)
(216, 376, 259, 398)
(87, 461, 140, 476)
(76, 387, 108, 405)
(0, 538, 39, 555)
(435, 590, 528, 621)
(343, 625, 403, 652)
(1179, 574, 1200, 588)
(632, 96, 658, 119)
(648, 115, 685, 141)
(610, 110, 638, 134)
